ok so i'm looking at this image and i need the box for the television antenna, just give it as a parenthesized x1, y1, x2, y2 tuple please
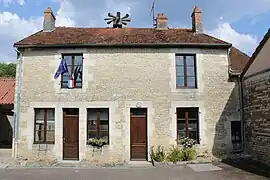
(150, 0, 156, 27)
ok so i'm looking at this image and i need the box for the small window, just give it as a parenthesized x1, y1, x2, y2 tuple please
(175, 55, 197, 88)
(231, 121, 242, 150)
(61, 54, 83, 88)
(34, 108, 55, 144)
(87, 108, 109, 144)
(177, 107, 199, 143)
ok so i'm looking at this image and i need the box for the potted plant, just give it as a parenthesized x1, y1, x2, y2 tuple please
(87, 138, 107, 148)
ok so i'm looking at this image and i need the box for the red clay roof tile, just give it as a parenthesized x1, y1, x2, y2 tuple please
(0, 78, 15, 105)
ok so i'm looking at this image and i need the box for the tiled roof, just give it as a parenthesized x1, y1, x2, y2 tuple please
(13, 27, 249, 73)
(14, 27, 230, 46)
(229, 47, 250, 74)
(0, 78, 15, 105)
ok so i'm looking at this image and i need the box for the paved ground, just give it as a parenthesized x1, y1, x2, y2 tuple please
(0, 163, 269, 180)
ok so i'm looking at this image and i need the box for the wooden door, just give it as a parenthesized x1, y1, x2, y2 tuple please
(130, 108, 147, 160)
(63, 109, 79, 160)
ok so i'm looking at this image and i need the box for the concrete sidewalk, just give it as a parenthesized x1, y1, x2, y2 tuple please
(0, 163, 268, 180)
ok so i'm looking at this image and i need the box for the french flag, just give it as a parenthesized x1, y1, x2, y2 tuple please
(68, 75, 74, 88)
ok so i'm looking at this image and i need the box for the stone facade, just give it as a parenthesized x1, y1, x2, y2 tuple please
(14, 47, 241, 163)
(243, 70, 270, 165)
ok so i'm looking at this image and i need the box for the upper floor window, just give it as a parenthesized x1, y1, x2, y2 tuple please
(61, 54, 83, 88)
(175, 55, 197, 88)
(34, 108, 55, 144)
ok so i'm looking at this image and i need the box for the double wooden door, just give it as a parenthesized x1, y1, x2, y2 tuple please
(130, 108, 147, 160)
(63, 109, 79, 160)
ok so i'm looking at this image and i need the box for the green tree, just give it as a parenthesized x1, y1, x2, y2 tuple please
(0, 63, 16, 77)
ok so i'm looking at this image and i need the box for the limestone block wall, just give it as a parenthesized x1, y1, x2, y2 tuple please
(243, 70, 270, 165)
(14, 47, 240, 163)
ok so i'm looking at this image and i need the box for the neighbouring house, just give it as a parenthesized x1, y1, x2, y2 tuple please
(12, 6, 249, 163)
(0, 78, 15, 148)
(241, 29, 270, 165)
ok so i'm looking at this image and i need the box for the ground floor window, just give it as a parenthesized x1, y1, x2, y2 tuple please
(34, 108, 55, 144)
(87, 108, 109, 144)
(177, 107, 199, 143)
(231, 121, 242, 150)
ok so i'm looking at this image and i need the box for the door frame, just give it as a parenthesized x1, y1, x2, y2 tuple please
(62, 109, 79, 161)
(129, 108, 148, 161)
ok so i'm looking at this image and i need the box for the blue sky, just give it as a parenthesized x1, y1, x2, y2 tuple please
(0, 0, 269, 62)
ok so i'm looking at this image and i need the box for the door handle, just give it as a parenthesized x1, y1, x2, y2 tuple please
(63, 137, 66, 144)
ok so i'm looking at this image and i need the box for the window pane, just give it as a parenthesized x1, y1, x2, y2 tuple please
(176, 66, 184, 76)
(88, 110, 97, 120)
(187, 67, 195, 76)
(100, 109, 109, 120)
(188, 122, 197, 131)
(186, 56, 195, 66)
(47, 121, 55, 131)
(188, 110, 197, 118)
(187, 77, 196, 87)
(35, 130, 45, 142)
(47, 109, 55, 121)
(63, 55, 72, 65)
(100, 131, 109, 143)
(46, 131, 55, 142)
(177, 122, 186, 131)
(88, 131, 98, 139)
(176, 56, 184, 65)
(176, 77, 184, 86)
(87, 120, 97, 130)
(35, 109, 44, 120)
(74, 55, 83, 65)
(188, 131, 197, 141)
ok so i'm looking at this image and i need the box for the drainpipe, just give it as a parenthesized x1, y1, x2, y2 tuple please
(13, 47, 23, 159)
(237, 75, 245, 152)
(239, 75, 245, 152)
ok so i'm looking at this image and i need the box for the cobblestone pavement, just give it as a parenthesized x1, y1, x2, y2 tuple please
(0, 163, 268, 180)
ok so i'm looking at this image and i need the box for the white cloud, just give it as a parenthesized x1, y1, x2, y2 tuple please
(207, 22, 258, 55)
(1, 0, 25, 6)
(0, 7, 75, 62)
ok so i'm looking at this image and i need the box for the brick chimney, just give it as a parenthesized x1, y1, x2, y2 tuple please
(155, 13, 168, 29)
(43, 7, 56, 32)
(191, 6, 203, 33)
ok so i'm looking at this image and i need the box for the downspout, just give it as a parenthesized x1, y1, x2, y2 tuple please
(239, 75, 245, 152)
(13, 47, 23, 159)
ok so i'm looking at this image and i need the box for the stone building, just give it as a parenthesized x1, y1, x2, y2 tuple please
(241, 29, 270, 165)
(12, 6, 249, 163)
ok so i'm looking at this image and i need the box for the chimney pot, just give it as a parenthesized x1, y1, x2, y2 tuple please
(191, 6, 203, 33)
(155, 12, 168, 29)
(43, 7, 56, 32)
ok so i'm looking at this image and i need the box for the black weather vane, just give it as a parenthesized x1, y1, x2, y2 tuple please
(104, 12, 131, 28)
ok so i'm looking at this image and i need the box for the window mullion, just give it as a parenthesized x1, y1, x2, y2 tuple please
(44, 109, 47, 143)
(185, 111, 189, 137)
(183, 56, 187, 87)
(97, 110, 100, 139)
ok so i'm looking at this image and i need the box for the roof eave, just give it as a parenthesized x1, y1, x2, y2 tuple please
(13, 43, 232, 49)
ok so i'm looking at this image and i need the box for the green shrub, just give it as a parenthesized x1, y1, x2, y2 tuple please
(182, 148, 197, 161)
(166, 145, 184, 163)
(150, 145, 166, 162)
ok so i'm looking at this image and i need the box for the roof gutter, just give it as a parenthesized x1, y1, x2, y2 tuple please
(14, 43, 232, 49)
